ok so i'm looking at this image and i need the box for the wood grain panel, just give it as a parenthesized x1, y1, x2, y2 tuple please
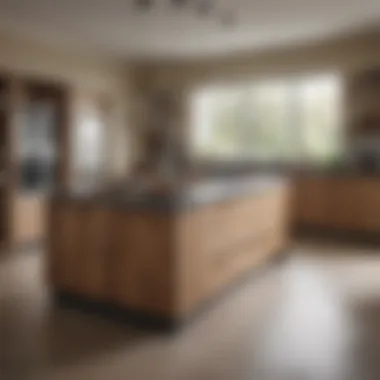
(110, 212, 175, 315)
(11, 193, 46, 246)
(75, 206, 112, 300)
(294, 177, 380, 234)
(48, 183, 291, 320)
(293, 178, 330, 226)
(46, 201, 82, 292)
(174, 211, 206, 316)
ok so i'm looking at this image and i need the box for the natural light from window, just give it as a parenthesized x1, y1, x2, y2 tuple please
(190, 74, 343, 165)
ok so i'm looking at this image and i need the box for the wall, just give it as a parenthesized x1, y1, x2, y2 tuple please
(131, 30, 380, 167)
(141, 30, 380, 90)
(0, 29, 132, 178)
(3, 29, 377, 173)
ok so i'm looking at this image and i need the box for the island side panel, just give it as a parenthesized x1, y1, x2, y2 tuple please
(47, 180, 292, 323)
(173, 183, 292, 318)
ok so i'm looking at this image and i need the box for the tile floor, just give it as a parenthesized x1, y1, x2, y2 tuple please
(2, 243, 380, 380)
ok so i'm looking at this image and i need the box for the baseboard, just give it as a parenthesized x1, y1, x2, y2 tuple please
(53, 292, 184, 333)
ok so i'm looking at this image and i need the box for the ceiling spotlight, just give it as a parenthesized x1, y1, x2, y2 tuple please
(134, 0, 153, 10)
(197, 0, 213, 16)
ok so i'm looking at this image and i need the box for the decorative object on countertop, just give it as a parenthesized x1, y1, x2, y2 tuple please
(133, 86, 190, 188)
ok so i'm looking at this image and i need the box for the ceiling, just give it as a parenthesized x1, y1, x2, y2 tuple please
(0, 0, 378, 61)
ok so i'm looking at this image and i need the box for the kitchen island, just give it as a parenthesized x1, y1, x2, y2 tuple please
(47, 176, 291, 328)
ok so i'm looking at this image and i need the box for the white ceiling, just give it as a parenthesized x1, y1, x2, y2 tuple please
(0, 0, 378, 60)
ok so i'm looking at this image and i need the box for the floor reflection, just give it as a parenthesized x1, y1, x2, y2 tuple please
(3, 244, 380, 380)
(256, 259, 355, 380)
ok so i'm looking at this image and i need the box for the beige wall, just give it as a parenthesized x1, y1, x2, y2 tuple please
(141, 30, 380, 90)
(0, 29, 127, 90)
(130, 31, 380, 163)
(4, 28, 377, 173)
(0, 30, 133, 178)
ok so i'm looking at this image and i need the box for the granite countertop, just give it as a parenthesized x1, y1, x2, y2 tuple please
(52, 165, 380, 211)
(52, 175, 289, 211)
(184, 176, 286, 206)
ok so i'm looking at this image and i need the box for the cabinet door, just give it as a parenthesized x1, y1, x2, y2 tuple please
(327, 179, 380, 231)
(110, 213, 173, 315)
(47, 202, 111, 299)
(296, 178, 380, 232)
(46, 202, 82, 292)
(294, 178, 330, 226)
(355, 180, 380, 232)
(326, 179, 357, 229)
(12, 194, 46, 246)
(76, 207, 111, 300)
(174, 211, 206, 316)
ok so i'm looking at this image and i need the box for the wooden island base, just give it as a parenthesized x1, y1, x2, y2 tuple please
(47, 178, 291, 330)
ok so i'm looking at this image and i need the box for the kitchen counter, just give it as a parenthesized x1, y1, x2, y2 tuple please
(294, 175, 380, 239)
(52, 175, 288, 211)
(294, 168, 380, 178)
(47, 175, 292, 329)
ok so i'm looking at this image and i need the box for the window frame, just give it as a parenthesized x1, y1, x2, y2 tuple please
(188, 72, 344, 168)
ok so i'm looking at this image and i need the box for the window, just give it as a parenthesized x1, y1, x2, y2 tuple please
(190, 74, 343, 164)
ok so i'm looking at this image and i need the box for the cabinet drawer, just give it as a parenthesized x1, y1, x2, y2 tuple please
(206, 228, 284, 297)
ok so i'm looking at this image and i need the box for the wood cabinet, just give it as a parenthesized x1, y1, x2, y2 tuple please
(293, 178, 331, 226)
(294, 177, 380, 233)
(47, 201, 112, 299)
(47, 201, 82, 292)
(110, 213, 174, 314)
(76, 206, 112, 300)
(11, 193, 46, 246)
(48, 183, 291, 321)
(183, 186, 290, 306)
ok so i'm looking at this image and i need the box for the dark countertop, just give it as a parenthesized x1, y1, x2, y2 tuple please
(293, 166, 380, 178)
(51, 175, 289, 212)
(51, 166, 380, 212)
